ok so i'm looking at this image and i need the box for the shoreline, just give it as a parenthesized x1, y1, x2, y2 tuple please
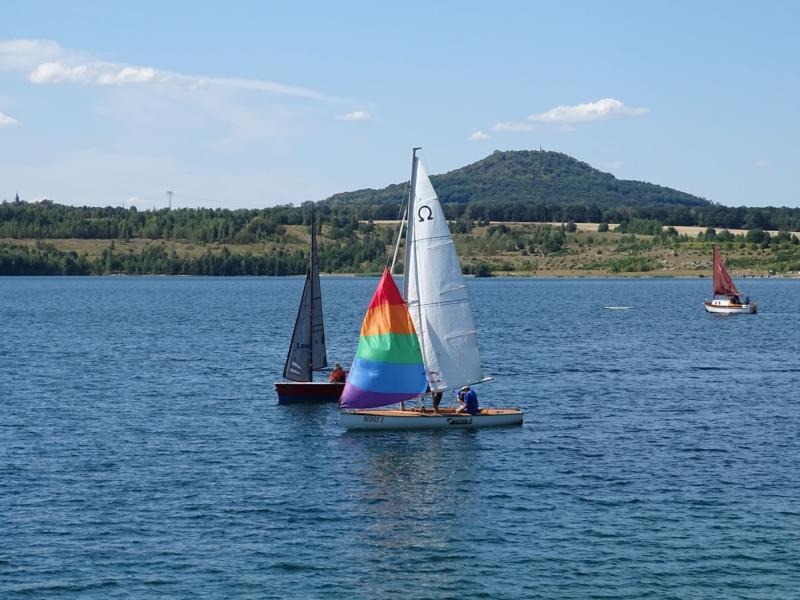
(2, 271, 798, 279)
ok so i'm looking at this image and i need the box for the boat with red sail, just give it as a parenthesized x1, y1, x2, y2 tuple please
(703, 246, 757, 314)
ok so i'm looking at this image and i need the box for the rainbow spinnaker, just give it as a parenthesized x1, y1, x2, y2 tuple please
(339, 268, 427, 409)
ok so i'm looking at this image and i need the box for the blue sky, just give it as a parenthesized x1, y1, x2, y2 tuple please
(1, 1, 798, 209)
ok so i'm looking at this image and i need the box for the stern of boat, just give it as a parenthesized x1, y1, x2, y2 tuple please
(275, 381, 345, 404)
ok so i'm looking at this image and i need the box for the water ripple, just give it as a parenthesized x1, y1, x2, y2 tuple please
(1, 276, 799, 599)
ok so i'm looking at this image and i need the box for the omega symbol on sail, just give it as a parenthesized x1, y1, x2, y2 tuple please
(417, 205, 433, 222)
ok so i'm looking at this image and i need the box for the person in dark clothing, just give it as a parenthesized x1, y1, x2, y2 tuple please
(432, 391, 443, 414)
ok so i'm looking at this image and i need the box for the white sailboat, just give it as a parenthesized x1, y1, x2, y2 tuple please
(274, 205, 345, 403)
(339, 149, 523, 429)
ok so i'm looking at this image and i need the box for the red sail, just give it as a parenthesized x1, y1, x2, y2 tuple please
(712, 246, 740, 297)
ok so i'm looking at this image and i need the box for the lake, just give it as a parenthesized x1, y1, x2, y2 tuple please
(1, 276, 799, 599)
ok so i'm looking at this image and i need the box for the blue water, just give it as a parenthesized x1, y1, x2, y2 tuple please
(1, 276, 799, 599)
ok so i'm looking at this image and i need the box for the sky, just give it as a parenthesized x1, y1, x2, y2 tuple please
(1, 0, 798, 210)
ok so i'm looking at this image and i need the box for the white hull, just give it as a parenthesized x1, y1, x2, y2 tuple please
(340, 408, 523, 430)
(704, 300, 757, 314)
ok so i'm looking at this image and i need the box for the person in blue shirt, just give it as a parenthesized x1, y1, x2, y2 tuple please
(457, 386, 479, 415)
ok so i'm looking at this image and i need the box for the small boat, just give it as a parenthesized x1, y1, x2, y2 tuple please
(338, 149, 523, 429)
(703, 246, 757, 315)
(274, 205, 344, 404)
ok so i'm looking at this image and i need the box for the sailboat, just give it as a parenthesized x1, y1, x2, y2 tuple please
(338, 149, 524, 429)
(274, 206, 345, 404)
(703, 245, 757, 314)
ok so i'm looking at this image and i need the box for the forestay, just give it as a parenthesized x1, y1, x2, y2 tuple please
(403, 160, 487, 393)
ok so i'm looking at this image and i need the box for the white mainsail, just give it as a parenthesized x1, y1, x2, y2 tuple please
(403, 158, 487, 393)
(283, 208, 327, 381)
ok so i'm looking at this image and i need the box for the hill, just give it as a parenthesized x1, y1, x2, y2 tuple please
(323, 150, 710, 209)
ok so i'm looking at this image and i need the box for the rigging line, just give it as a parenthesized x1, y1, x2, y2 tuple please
(389, 206, 407, 273)
(408, 234, 454, 244)
(387, 180, 409, 270)
(411, 298, 471, 309)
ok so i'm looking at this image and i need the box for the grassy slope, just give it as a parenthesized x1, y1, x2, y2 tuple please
(4, 222, 800, 276)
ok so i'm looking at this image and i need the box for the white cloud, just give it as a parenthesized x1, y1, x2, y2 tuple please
(607, 160, 624, 169)
(469, 130, 489, 141)
(184, 75, 337, 101)
(29, 62, 92, 84)
(754, 160, 768, 167)
(530, 98, 648, 123)
(96, 66, 159, 86)
(1, 38, 337, 100)
(336, 110, 371, 121)
(491, 121, 534, 132)
(0, 111, 21, 127)
(0, 39, 67, 71)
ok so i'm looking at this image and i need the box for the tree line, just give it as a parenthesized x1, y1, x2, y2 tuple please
(3, 221, 799, 277)
(3, 198, 800, 243)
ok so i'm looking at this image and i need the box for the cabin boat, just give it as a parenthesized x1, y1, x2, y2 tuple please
(704, 298, 757, 315)
(703, 246, 757, 315)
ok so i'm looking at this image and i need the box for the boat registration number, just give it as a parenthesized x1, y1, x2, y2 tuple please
(447, 417, 472, 425)
(363, 416, 384, 422)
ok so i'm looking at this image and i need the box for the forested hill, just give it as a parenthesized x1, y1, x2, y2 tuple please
(323, 150, 710, 209)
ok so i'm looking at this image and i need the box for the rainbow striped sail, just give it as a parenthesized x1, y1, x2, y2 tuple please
(339, 268, 427, 409)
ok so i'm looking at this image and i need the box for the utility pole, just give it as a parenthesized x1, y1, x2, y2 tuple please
(167, 190, 173, 210)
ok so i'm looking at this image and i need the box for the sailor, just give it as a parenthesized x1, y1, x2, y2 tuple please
(329, 363, 347, 383)
(457, 386, 479, 415)
(431, 391, 443, 414)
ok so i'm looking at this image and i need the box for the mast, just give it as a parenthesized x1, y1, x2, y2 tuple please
(309, 204, 315, 371)
(712, 245, 719, 296)
(309, 203, 327, 371)
(403, 148, 421, 300)
(403, 148, 432, 385)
